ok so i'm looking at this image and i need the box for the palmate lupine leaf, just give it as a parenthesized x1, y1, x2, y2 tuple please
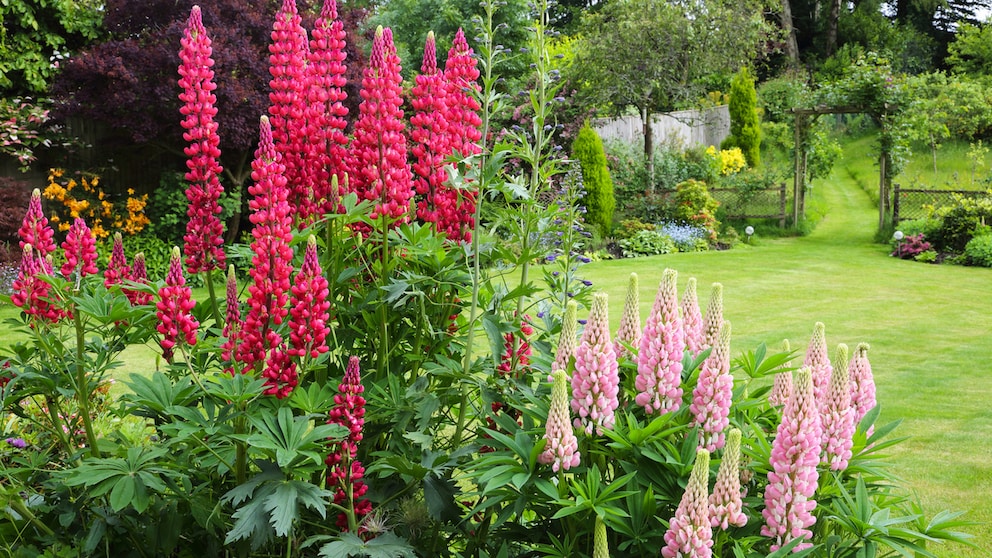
(319, 532, 417, 558)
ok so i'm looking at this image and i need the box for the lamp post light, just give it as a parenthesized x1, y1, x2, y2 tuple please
(745, 225, 754, 244)
(893, 230, 904, 258)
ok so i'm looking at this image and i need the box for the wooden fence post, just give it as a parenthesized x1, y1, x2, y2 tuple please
(779, 182, 787, 228)
(892, 184, 900, 225)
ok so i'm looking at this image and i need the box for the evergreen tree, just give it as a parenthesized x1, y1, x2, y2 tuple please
(571, 122, 615, 236)
(726, 67, 761, 168)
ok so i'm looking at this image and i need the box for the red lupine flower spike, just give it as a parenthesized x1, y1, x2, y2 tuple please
(60, 218, 99, 279)
(326, 356, 371, 530)
(104, 232, 130, 288)
(155, 247, 199, 362)
(125, 252, 154, 306)
(19, 188, 57, 261)
(289, 235, 330, 361)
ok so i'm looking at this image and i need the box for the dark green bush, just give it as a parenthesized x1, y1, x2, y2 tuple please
(617, 229, 675, 257)
(964, 234, 992, 266)
(612, 218, 655, 240)
(571, 122, 615, 235)
(97, 233, 172, 283)
(928, 197, 992, 253)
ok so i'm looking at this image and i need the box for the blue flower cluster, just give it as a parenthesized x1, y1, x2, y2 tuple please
(658, 222, 708, 252)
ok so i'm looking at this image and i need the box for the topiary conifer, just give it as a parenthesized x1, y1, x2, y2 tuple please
(571, 121, 615, 236)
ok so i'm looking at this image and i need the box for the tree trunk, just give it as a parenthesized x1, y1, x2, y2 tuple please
(780, 0, 800, 66)
(826, 0, 841, 56)
(641, 104, 655, 191)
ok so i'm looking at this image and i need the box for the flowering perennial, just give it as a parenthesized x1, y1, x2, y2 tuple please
(288, 235, 330, 361)
(821, 344, 855, 471)
(681, 277, 704, 357)
(571, 292, 620, 435)
(553, 300, 578, 374)
(496, 316, 533, 379)
(635, 269, 684, 415)
(804, 322, 832, 413)
(710, 428, 747, 530)
(104, 233, 129, 288)
(762, 368, 822, 553)
(326, 356, 372, 530)
(849, 343, 876, 430)
(306, 0, 350, 216)
(767, 339, 793, 407)
(156, 247, 199, 362)
(220, 265, 242, 372)
(125, 253, 153, 306)
(349, 26, 413, 225)
(614, 272, 641, 360)
(701, 283, 723, 353)
(662, 448, 713, 558)
(690, 321, 734, 452)
(538, 369, 580, 472)
(19, 188, 57, 262)
(11, 244, 63, 322)
(179, 5, 226, 274)
(60, 218, 99, 279)
(411, 32, 451, 231)
(593, 516, 609, 558)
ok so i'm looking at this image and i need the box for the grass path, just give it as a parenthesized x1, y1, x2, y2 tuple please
(583, 158, 991, 554)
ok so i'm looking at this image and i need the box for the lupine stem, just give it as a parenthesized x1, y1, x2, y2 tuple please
(73, 305, 101, 459)
(204, 270, 223, 329)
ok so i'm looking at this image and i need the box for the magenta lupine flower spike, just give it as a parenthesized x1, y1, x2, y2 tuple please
(125, 253, 154, 306)
(690, 321, 734, 452)
(348, 26, 414, 228)
(220, 265, 242, 373)
(412, 31, 451, 231)
(288, 235, 330, 361)
(326, 356, 372, 530)
(681, 277, 704, 357)
(538, 369, 581, 472)
(804, 322, 832, 413)
(156, 247, 199, 362)
(442, 28, 483, 241)
(554, 300, 578, 373)
(268, 0, 311, 221)
(179, 5, 226, 274)
(19, 188, 57, 262)
(60, 218, 99, 279)
(700, 283, 723, 353)
(614, 272, 641, 359)
(306, 0, 350, 216)
(593, 516, 609, 558)
(821, 344, 855, 471)
(104, 232, 129, 288)
(849, 343, 876, 432)
(662, 448, 713, 558)
(709, 428, 747, 530)
(237, 116, 294, 374)
(11, 244, 64, 323)
(768, 339, 793, 407)
(761, 368, 822, 553)
(635, 269, 685, 415)
(571, 292, 620, 435)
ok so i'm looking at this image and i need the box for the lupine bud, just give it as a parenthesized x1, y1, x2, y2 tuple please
(709, 428, 747, 530)
(662, 449, 713, 558)
(635, 269, 684, 415)
(681, 277, 704, 357)
(571, 292, 620, 435)
(761, 368, 822, 553)
(690, 321, 733, 452)
(538, 369, 580, 472)
(326, 356, 372, 530)
(19, 189, 57, 261)
(614, 272, 641, 359)
(849, 343, 876, 434)
(60, 218, 99, 279)
(593, 515, 609, 558)
(701, 283, 723, 353)
(125, 253, 154, 306)
(288, 235, 330, 360)
(804, 322, 832, 413)
(497, 316, 533, 378)
(822, 344, 855, 471)
(156, 247, 199, 362)
(179, 5, 226, 273)
(553, 300, 578, 373)
(220, 265, 242, 371)
(768, 339, 793, 407)
(104, 232, 129, 287)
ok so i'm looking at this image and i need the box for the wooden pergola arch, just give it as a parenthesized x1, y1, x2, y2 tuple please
(790, 104, 893, 229)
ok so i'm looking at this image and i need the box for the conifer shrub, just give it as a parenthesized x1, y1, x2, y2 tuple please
(724, 66, 761, 167)
(572, 122, 616, 235)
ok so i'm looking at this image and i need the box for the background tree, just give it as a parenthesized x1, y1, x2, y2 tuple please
(0, 0, 104, 94)
(725, 67, 761, 167)
(946, 22, 992, 75)
(571, 122, 615, 236)
(572, 0, 770, 179)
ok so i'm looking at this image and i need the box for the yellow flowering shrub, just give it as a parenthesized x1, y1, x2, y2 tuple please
(43, 169, 150, 238)
(705, 146, 747, 176)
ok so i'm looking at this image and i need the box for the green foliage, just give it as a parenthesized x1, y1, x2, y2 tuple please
(673, 179, 720, 234)
(964, 233, 992, 266)
(902, 73, 992, 144)
(928, 196, 992, 253)
(946, 23, 992, 76)
(834, 4, 936, 74)
(96, 233, 172, 282)
(727, 67, 761, 167)
(146, 172, 239, 248)
(571, 123, 616, 235)
(617, 229, 676, 257)
(0, 0, 104, 93)
(613, 218, 656, 240)
(0, 98, 74, 171)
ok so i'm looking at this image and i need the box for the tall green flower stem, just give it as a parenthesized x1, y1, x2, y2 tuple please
(72, 304, 102, 459)
(453, 0, 506, 448)
(203, 271, 223, 330)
